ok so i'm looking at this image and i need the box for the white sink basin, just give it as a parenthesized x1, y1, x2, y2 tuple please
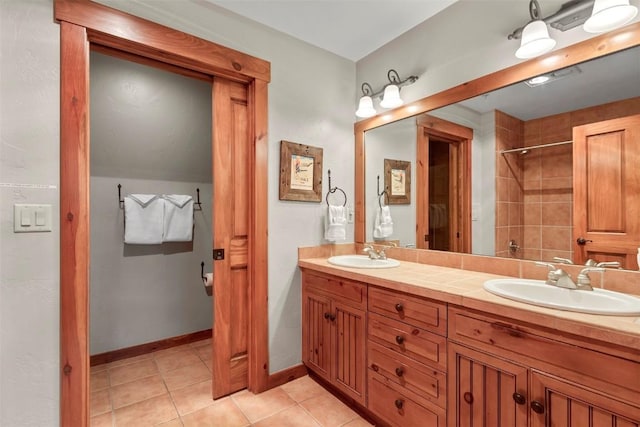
(327, 255, 400, 269)
(483, 279, 640, 316)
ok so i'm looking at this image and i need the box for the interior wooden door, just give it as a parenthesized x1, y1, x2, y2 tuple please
(212, 77, 250, 398)
(573, 114, 640, 268)
(416, 115, 472, 252)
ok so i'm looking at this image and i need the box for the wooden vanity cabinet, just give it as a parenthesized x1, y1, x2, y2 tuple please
(448, 307, 640, 427)
(301, 270, 367, 405)
(367, 286, 447, 427)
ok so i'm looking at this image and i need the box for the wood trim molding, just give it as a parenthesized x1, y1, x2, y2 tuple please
(56, 1, 270, 424)
(354, 22, 640, 243)
(90, 329, 212, 366)
(267, 364, 309, 389)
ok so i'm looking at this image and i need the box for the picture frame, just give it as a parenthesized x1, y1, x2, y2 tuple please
(384, 158, 411, 205)
(279, 140, 323, 202)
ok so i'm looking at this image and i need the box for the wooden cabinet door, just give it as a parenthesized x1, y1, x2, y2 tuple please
(332, 300, 366, 405)
(530, 371, 640, 427)
(573, 114, 640, 268)
(448, 343, 528, 427)
(302, 288, 331, 381)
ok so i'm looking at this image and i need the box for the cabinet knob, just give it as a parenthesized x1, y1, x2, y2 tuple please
(463, 392, 474, 404)
(324, 312, 330, 320)
(324, 312, 335, 321)
(512, 393, 526, 405)
(531, 401, 545, 414)
(394, 399, 404, 410)
(395, 367, 404, 377)
(395, 303, 404, 312)
(395, 335, 405, 345)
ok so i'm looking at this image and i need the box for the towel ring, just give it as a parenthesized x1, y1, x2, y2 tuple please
(325, 169, 347, 207)
(377, 175, 388, 208)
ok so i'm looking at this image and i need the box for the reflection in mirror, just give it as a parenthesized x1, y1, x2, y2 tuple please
(363, 45, 640, 270)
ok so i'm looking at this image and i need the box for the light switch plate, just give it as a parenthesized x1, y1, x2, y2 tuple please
(14, 204, 52, 233)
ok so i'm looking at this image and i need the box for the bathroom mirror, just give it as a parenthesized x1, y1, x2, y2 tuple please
(356, 26, 640, 270)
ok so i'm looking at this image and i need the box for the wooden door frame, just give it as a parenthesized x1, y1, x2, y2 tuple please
(416, 115, 473, 252)
(56, 1, 270, 425)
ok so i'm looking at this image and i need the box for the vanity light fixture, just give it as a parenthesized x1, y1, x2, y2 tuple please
(355, 69, 418, 118)
(583, 0, 638, 33)
(510, 0, 639, 58)
(525, 65, 582, 87)
(515, 0, 557, 59)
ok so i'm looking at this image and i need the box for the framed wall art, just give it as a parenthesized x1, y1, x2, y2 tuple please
(384, 158, 411, 205)
(279, 140, 323, 202)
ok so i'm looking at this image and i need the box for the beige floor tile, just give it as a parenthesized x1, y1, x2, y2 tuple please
(252, 405, 321, 427)
(190, 338, 211, 349)
(231, 388, 296, 423)
(341, 418, 374, 427)
(156, 418, 183, 426)
(153, 344, 197, 359)
(162, 360, 211, 391)
(107, 353, 152, 369)
(194, 344, 212, 363)
(113, 394, 177, 427)
(111, 374, 167, 409)
(91, 369, 110, 392)
(279, 376, 326, 403)
(170, 379, 215, 416)
(90, 411, 113, 427)
(109, 359, 159, 386)
(300, 393, 358, 427)
(181, 397, 250, 427)
(155, 349, 202, 373)
(91, 363, 109, 374)
(90, 389, 112, 417)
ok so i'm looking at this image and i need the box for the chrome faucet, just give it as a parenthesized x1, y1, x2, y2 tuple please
(534, 262, 577, 290)
(575, 267, 605, 291)
(363, 243, 395, 260)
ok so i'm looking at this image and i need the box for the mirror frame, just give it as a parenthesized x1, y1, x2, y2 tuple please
(355, 22, 640, 246)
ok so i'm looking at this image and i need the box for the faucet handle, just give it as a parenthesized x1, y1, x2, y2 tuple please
(553, 257, 574, 265)
(576, 266, 605, 288)
(595, 261, 621, 268)
(535, 262, 556, 271)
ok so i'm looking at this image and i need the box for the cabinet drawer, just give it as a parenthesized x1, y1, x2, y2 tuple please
(368, 371, 445, 427)
(368, 340, 446, 409)
(368, 312, 447, 371)
(303, 271, 366, 307)
(369, 286, 447, 336)
(449, 307, 640, 406)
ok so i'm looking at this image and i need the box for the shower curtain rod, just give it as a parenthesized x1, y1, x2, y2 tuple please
(500, 140, 572, 154)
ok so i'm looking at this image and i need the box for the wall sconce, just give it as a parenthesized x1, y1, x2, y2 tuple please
(356, 69, 418, 118)
(509, 0, 638, 59)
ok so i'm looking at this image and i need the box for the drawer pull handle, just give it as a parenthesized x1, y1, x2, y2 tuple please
(395, 303, 404, 312)
(512, 393, 526, 405)
(531, 401, 545, 414)
(394, 399, 404, 410)
(395, 367, 404, 377)
(463, 392, 474, 404)
(395, 335, 405, 345)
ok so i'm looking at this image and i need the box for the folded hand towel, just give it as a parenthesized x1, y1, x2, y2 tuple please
(163, 195, 194, 242)
(373, 206, 393, 239)
(324, 205, 347, 242)
(124, 194, 164, 244)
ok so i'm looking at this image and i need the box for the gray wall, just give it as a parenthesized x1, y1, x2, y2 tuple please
(90, 52, 213, 354)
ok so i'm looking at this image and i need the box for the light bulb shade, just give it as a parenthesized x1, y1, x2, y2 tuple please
(355, 95, 376, 118)
(515, 20, 557, 59)
(380, 85, 403, 108)
(583, 0, 638, 33)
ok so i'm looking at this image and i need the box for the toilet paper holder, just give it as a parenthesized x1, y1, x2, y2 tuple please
(200, 261, 213, 296)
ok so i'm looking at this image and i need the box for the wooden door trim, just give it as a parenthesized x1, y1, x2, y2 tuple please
(416, 115, 472, 252)
(57, 1, 270, 425)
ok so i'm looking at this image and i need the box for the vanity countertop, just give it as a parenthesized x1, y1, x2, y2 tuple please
(298, 257, 640, 350)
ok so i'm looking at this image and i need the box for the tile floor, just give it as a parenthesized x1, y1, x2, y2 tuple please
(90, 339, 373, 426)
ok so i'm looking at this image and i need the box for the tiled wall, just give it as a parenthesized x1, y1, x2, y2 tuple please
(496, 96, 640, 262)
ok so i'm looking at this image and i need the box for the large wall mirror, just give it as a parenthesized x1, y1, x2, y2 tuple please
(356, 24, 640, 271)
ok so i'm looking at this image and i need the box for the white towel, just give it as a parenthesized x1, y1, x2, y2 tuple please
(324, 205, 347, 242)
(373, 206, 393, 239)
(124, 194, 164, 244)
(163, 195, 194, 242)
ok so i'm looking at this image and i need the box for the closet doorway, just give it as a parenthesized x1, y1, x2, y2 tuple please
(416, 115, 473, 253)
(57, 1, 270, 425)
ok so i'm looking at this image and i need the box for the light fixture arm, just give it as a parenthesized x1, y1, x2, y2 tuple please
(508, 0, 596, 40)
(360, 69, 419, 100)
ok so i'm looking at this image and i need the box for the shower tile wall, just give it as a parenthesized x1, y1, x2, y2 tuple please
(496, 96, 640, 263)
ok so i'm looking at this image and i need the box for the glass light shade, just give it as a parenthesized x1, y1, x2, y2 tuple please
(355, 95, 376, 118)
(379, 85, 403, 108)
(515, 20, 557, 59)
(583, 0, 638, 33)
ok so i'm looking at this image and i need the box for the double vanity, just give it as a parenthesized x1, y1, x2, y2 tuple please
(299, 246, 640, 427)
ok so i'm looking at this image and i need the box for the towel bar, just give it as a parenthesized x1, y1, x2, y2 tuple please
(117, 184, 203, 210)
